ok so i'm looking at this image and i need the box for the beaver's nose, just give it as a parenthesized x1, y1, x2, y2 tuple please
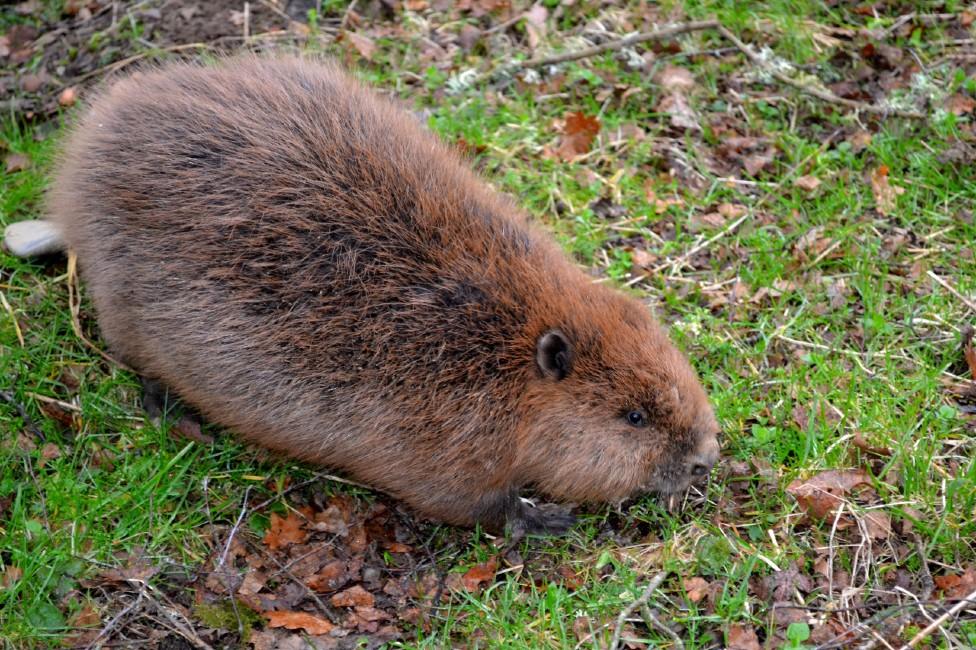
(688, 433, 720, 479)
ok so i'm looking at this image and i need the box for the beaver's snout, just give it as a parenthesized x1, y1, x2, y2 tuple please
(687, 432, 721, 481)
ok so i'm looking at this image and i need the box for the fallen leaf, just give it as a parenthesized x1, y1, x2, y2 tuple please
(263, 510, 309, 550)
(794, 175, 822, 192)
(726, 623, 761, 650)
(945, 93, 976, 116)
(683, 576, 709, 602)
(1, 566, 23, 589)
(264, 610, 334, 635)
(847, 130, 872, 152)
(863, 509, 891, 540)
(460, 558, 497, 592)
(787, 469, 872, 520)
(743, 149, 776, 176)
(239, 570, 268, 596)
(5, 153, 30, 173)
(852, 432, 891, 457)
(718, 203, 747, 219)
(553, 112, 600, 161)
(934, 568, 976, 600)
(869, 165, 904, 216)
(20, 73, 46, 93)
(654, 65, 696, 92)
(58, 87, 77, 107)
(345, 31, 376, 60)
(524, 4, 547, 51)
(657, 92, 700, 132)
(331, 584, 374, 608)
(307, 560, 348, 593)
(172, 416, 214, 444)
(963, 327, 976, 381)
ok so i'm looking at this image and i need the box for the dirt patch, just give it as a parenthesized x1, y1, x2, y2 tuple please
(1, 0, 316, 119)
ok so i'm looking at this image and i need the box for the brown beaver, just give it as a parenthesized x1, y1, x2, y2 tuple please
(37, 56, 719, 534)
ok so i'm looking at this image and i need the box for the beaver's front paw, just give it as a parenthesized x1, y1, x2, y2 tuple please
(509, 499, 576, 537)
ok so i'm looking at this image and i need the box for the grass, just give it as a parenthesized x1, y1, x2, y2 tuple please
(3, 1, 976, 648)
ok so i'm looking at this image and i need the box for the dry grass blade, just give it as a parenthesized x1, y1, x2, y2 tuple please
(67, 251, 133, 372)
(902, 585, 976, 648)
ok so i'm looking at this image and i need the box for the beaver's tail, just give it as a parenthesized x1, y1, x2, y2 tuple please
(3, 220, 65, 258)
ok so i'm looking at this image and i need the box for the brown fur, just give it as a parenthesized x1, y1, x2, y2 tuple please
(49, 56, 720, 533)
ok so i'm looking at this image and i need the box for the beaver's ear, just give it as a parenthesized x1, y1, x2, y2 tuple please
(536, 330, 572, 380)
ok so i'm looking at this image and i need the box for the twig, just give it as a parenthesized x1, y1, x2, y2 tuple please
(0, 390, 45, 441)
(340, 0, 358, 30)
(902, 586, 976, 649)
(85, 585, 146, 650)
(641, 604, 684, 649)
(66, 252, 134, 372)
(716, 25, 925, 119)
(609, 571, 669, 650)
(517, 20, 718, 69)
(483, 11, 528, 35)
(928, 271, 976, 315)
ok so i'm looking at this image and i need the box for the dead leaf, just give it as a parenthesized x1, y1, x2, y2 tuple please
(718, 203, 746, 219)
(847, 130, 872, 152)
(524, 4, 547, 51)
(787, 469, 872, 520)
(263, 510, 309, 550)
(726, 623, 761, 650)
(172, 416, 214, 444)
(934, 568, 976, 600)
(1, 566, 23, 589)
(743, 149, 776, 176)
(654, 65, 696, 92)
(307, 560, 348, 593)
(863, 509, 891, 540)
(794, 175, 822, 193)
(20, 73, 46, 93)
(331, 584, 374, 608)
(945, 93, 976, 116)
(852, 432, 892, 457)
(5, 153, 30, 173)
(963, 327, 976, 381)
(869, 165, 904, 216)
(460, 558, 497, 592)
(264, 610, 334, 635)
(344, 31, 376, 60)
(683, 576, 709, 603)
(58, 87, 77, 107)
(657, 92, 700, 132)
(553, 112, 600, 161)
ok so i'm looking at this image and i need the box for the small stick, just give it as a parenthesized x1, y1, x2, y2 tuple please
(902, 585, 976, 649)
(517, 20, 718, 69)
(66, 252, 134, 372)
(641, 603, 684, 649)
(609, 571, 669, 650)
(928, 271, 976, 315)
(716, 25, 925, 119)
(0, 390, 45, 441)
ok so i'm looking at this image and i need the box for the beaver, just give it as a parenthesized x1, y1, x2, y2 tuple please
(22, 56, 720, 533)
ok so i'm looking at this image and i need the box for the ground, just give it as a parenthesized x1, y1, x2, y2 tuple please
(1, 1, 976, 648)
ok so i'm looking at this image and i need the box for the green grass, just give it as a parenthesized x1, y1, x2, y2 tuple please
(3, 1, 976, 648)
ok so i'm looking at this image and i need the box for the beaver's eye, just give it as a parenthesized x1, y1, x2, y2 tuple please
(626, 410, 646, 427)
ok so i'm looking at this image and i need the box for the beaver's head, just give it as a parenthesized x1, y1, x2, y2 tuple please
(517, 296, 720, 505)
